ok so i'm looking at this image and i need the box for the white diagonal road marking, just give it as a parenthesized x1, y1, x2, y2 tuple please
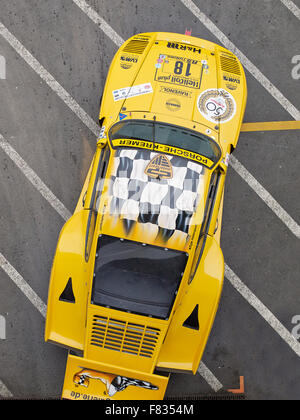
(72, 0, 123, 47)
(0, 252, 47, 318)
(0, 379, 13, 398)
(280, 0, 300, 19)
(0, 134, 72, 222)
(0, 252, 47, 398)
(0, 22, 99, 137)
(179, 0, 300, 120)
(198, 362, 223, 392)
(225, 264, 300, 358)
(229, 155, 300, 239)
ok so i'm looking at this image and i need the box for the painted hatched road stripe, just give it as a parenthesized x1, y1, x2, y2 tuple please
(225, 264, 300, 358)
(179, 0, 300, 121)
(0, 252, 47, 318)
(241, 120, 300, 132)
(0, 252, 47, 398)
(0, 379, 13, 398)
(198, 362, 223, 392)
(0, 134, 72, 222)
(229, 155, 300, 239)
(280, 0, 300, 20)
(72, 0, 123, 47)
(0, 22, 99, 138)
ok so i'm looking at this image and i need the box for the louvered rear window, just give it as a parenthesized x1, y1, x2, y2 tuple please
(220, 54, 241, 76)
(123, 38, 149, 54)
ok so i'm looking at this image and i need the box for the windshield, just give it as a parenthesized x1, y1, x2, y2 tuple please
(109, 120, 221, 168)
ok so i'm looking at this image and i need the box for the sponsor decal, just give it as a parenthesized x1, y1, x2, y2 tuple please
(73, 368, 158, 397)
(119, 113, 127, 121)
(159, 86, 192, 98)
(197, 88, 236, 124)
(201, 59, 209, 70)
(113, 83, 153, 102)
(98, 126, 106, 140)
(226, 84, 237, 91)
(166, 42, 201, 55)
(156, 74, 201, 89)
(165, 98, 181, 112)
(120, 53, 138, 70)
(224, 153, 230, 167)
(223, 75, 240, 89)
(144, 154, 173, 179)
(155, 53, 203, 90)
(111, 139, 214, 168)
(223, 75, 241, 84)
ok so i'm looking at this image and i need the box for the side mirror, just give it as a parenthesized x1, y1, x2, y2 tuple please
(97, 137, 108, 149)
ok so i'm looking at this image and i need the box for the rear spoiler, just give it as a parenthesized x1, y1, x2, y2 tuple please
(62, 353, 169, 400)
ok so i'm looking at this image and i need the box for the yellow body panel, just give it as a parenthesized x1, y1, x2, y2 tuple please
(45, 31, 247, 400)
(156, 236, 224, 373)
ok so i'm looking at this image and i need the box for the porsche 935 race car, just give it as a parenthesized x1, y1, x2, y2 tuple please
(45, 32, 247, 400)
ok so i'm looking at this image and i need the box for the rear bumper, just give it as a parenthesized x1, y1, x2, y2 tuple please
(62, 354, 169, 400)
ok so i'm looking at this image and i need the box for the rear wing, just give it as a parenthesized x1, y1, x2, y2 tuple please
(62, 353, 169, 400)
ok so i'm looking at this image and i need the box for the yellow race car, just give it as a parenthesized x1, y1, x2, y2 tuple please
(45, 32, 247, 400)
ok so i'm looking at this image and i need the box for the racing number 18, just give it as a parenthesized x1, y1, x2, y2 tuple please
(174, 61, 192, 77)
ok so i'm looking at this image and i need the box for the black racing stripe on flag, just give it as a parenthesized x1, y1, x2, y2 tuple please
(184, 168, 200, 193)
(161, 186, 182, 209)
(110, 197, 125, 215)
(123, 219, 136, 235)
(138, 202, 160, 225)
(135, 150, 151, 160)
(127, 179, 144, 200)
(175, 211, 193, 233)
(169, 156, 187, 167)
(156, 227, 175, 242)
(116, 157, 133, 178)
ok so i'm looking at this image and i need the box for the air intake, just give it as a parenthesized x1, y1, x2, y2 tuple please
(90, 315, 160, 358)
(220, 54, 241, 76)
(59, 278, 75, 303)
(123, 39, 149, 54)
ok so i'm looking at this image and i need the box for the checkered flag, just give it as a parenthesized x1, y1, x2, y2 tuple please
(109, 149, 204, 241)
